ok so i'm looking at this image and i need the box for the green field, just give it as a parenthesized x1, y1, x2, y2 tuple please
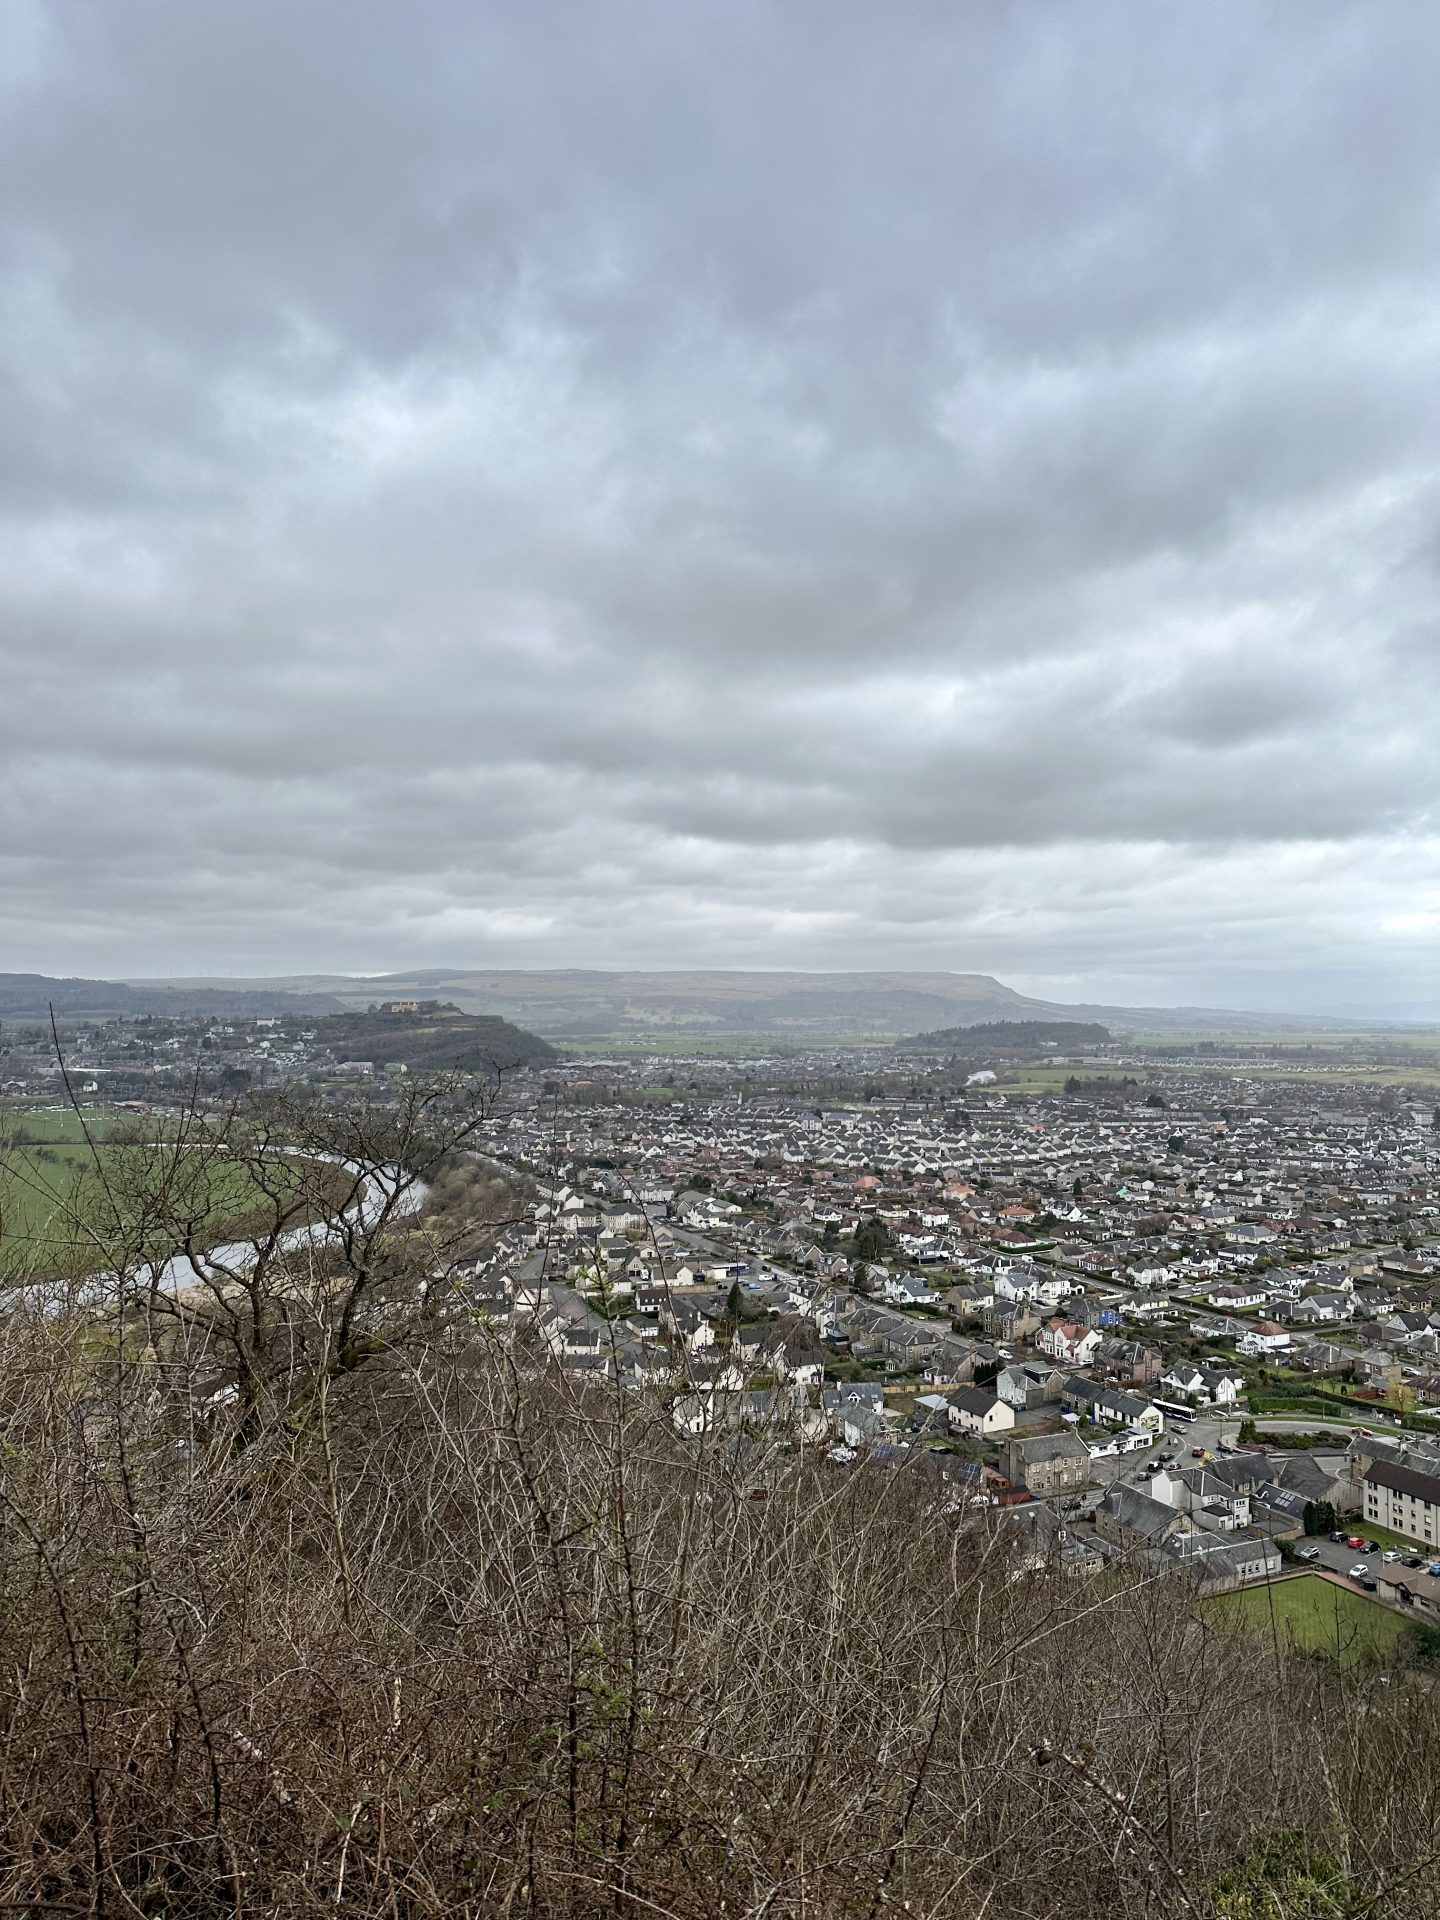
(566, 1035, 890, 1058)
(2, 1107, 128, 1144)
(984, 1066, 1135, 1094)
(1203, 1573, 1407, 1669)
(0, 1108, 347, 1280)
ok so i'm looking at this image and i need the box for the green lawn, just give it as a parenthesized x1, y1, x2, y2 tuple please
(986, 1066, 1142, 1096)
(1341, 1519, 1436, 1555)
(0, 1113, 349, 1280)
(1203, 1573, 1408, 1670)
(2, 1106, 128, 1145)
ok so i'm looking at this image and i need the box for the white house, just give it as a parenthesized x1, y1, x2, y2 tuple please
(776, 1346, 827, 1389)
(1150, 1467, 1252, 1532)
(1225, 1221, 1279, 1248)
(1160, 1362, 1246, 1406)
(879, 1272, 939, 1308)
(994, 1268, 1045, 1303)
(1063, 1379, 1165, 1433)
(664, 1301, 716, 1352)
(1207, 1281, 1270, 1310)
(946, 1387, 1016, 1437)
(1036, 1275, 1081, 1308)
(1035, 1320, 1102, 1365)
(1289, 1294, 1338, 1325)
(1236, 1322, 1291, 1357)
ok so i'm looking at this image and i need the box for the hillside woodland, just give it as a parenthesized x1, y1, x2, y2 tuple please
(902, 1020, 1113, 1053)
(314, 1003, 556, 1073)
(0, 1078, 1437, 1918)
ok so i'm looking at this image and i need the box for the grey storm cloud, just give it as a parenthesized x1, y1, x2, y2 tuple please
(2, 0, 1439, 1011)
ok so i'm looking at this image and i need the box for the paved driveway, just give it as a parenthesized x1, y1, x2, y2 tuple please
(1295, 1533, 1440, 1604)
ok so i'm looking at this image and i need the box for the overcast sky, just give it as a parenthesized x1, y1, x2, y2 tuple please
(3, 2, 1438, 1013)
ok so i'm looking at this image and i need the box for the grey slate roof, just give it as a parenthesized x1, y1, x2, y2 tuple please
(1367, 1459, 1440, 1506)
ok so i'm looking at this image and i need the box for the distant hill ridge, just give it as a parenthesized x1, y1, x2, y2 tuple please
(0, 972, 347, 1022)
(115, 968, 1386, 1038)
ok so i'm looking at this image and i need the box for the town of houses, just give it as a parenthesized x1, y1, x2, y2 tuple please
(452, 1046, 1440, 1607)
(10, 1009, 1440, 1611)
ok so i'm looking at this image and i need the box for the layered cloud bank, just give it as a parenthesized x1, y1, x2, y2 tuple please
(2, 2, 1438, 1012)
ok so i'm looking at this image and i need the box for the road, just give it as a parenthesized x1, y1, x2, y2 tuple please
(4, 1154, 428, 1314)
(1175, 1410, 1243, 1453)
(1071, 1410, 1243, 1493)
(1254, 1417, 1371, 1435)
(142, 1156, 426, 1294)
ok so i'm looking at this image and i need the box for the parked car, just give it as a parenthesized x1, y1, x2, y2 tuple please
(1382, 1550, 1401, 1563)
(1348, 1563, 1370, 1579)
(1361, 1541, 1380, 1554)
(1403, 1556, 1425, 1569)
(1345, 1536, 1365, 1550)
(1297, 1545, 1321, 1561)
(1330, 1530, 1349, 1544)
(1428, 1562, 1440, 1578)
(1359, 1578, 1379, 1593)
